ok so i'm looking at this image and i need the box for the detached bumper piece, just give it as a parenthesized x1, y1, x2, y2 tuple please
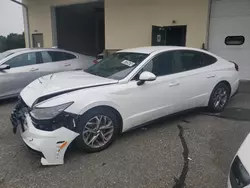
(10, 99, 79, 166)
(25, 143, 45, 158)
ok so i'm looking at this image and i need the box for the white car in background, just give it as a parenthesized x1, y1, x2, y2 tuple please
(228, 133, 250, 188)
(93, 53, 104, 64)
(11, 46, 239, 165)
(0, 48, 94, 99)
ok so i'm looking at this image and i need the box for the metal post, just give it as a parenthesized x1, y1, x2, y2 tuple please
(10, 0, 31, 48)
(205, 0, 213, 50)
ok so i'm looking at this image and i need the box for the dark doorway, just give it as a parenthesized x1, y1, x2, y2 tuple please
(165, 26, 186, 46)
(152, 25, 187, 46)
(152, 26, 166, 46)
(55, 1, 104, 56)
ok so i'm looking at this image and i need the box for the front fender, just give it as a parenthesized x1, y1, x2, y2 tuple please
(77, 101, 122, 116)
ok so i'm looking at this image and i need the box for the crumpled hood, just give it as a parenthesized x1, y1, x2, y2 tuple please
(238, 133, 250, 174)
(20, 71, 118, 107)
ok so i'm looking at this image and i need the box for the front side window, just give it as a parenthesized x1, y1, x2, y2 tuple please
(142, 52, 175, 77)
(4, 52, 37, 68)
(85, 52, 148, 80)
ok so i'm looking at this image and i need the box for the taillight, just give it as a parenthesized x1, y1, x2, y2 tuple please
(230, 61, 239, 71)
(93, 60, 98, 64)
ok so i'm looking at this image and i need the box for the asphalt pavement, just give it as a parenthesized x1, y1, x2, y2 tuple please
(0, 90, 250, 188)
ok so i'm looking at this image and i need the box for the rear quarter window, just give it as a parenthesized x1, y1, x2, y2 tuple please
(48, 51, 77, 62)
(63, 52, 77, 60)
(202, 53, 217, 66)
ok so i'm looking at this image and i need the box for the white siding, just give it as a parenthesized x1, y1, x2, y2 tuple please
(209, 0, 250, 80)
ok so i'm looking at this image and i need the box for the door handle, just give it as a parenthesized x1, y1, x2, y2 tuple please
(169, 82, 180, 87)
(30, 68, 39, 71)
(64, 63, 71, 67)
(207, 74, 216, 78)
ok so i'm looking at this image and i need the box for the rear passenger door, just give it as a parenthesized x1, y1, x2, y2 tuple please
(37, 51, 78, 77)
(171, 50, 218, 109)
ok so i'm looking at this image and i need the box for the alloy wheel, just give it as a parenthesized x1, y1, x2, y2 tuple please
(82, 115, 114, 148)
(213, 87, 228, 109)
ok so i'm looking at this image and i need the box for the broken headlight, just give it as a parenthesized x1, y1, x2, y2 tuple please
(30, 102, 73, 120)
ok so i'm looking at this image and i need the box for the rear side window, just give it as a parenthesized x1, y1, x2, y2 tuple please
(4, 52, 37, 68)
(40, 51, 52, 63)
(174, 50, 217, 72)
(40, 51, 76, 63)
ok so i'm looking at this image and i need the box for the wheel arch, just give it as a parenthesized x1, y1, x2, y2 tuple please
(79, 104, 123, 134)
(207, 80, 232, 112)
(216, 80, 232, 96)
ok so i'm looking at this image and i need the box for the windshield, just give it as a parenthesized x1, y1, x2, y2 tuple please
(85, 52, 148, 80)
(0, 50, 14, 61)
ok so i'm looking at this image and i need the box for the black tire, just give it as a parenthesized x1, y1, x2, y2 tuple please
(75, 107, 120, 153)
(208, 82, 230, 113)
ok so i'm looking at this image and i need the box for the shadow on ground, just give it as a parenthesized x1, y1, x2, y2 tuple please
(0, 97, 18, 106)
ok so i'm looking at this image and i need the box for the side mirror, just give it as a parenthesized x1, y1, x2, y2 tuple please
(0, 64, 10, 71)
(137, 71, 156, 86)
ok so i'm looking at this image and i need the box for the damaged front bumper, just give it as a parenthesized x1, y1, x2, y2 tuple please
(10, 100, 79, 166)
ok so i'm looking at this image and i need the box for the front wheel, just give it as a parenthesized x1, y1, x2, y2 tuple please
(75, 107, 120, 153)
(208, 83, 230, 113)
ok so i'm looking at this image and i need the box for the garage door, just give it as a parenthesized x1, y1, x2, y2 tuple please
(209, 0, 250, 80)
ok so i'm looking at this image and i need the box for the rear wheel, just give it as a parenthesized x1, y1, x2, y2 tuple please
(208, 82, 230, 113)
(75, 107, 120, 152)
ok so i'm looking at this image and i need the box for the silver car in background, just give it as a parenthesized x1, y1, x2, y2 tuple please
(0, 48, 94, 99)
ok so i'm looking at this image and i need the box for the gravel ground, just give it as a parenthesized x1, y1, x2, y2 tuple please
(0, 92, 250, 188)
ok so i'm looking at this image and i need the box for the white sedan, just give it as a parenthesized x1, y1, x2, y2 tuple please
(11, 46, 239, 165)
(228, 133, 250, 188)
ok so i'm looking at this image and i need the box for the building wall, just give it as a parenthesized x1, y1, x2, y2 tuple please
(105, 0, 210, 49)
(23, 0, 210, 49)
(22, 0, 90, 48)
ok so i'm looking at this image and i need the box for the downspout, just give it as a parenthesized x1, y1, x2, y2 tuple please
(205, 0, 213, 50)
(10, 0, 31, 48)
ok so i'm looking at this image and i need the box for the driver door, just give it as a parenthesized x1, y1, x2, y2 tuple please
(119, 51, 183, 130)
(0, 52, 40, 98)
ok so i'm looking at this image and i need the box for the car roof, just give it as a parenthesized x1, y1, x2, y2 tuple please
(4, 48, 76, 54)
(118, 46, 202, 54)
(6, 48, 29, 53)
(0, 48, 80, 64)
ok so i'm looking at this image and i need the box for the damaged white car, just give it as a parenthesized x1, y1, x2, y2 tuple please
(228, 133, 250, 188)
(11, 46, 239, 165)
